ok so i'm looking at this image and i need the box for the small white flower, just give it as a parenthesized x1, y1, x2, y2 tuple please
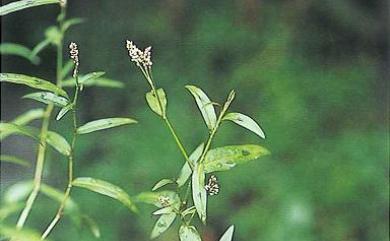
(69, 42, 79, 77)
(205, 175, 220, 196)
(126, 40, 153, 68)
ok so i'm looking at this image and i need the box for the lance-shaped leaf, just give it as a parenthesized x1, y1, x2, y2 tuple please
(179, 225, 202, 241)
(23, 92, 70, 107)
(0, 226, 44, 241)
(31, 39, 51, 57)
(146, 88, 167, 117)
(0, 0, 61, 16)
(46, 131, 71, 156)
(0, 203, 24, 220)
(0, 155, 30, 167)
(185, 85, 217, 130)
(153, 206, 175, 215)
(219, 225, 234, 241)
(0, 43, 40, 64)
(135, 191, 180, 208)
(77, 118, 137, 134)
(72, 177, 137, 212)
(61, 18, 84, 33)
(56, 104, 73, 120)
(150, 212, 176, 239)
(0, 73, 68, 97)
(62, 76, 124, 89)
(221, 90, 235, 113)
(204, 145, 270, 173)
(223, 112, 265, 139)
(81, 215, 101, 238)
(62, 72, 105, 87)
(1, 108, 45, 139)
(0, 123, 38, 141)
(152, 179, 175, 191)
(177, 143, 204, 187)
(192, 163, 207, 223)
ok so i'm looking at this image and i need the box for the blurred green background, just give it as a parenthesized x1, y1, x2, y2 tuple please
(1, 0, 389, 241)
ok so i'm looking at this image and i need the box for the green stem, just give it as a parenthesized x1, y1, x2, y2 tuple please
(14, 6, 66, 230)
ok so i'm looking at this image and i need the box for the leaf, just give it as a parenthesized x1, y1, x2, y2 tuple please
(62, 75, 124, 89)
(222, 112, 265, 139)
(81, 215, 101, 238)
(152, 179, 175, 191)
(0, 73, 68, 97)
(12, 108, 45, 125)
(56, 104, 73, 120)
(40, 183, 78, 212)
(192, 163, 207, 223)
(0, 43, 40, 64)
(23, 91, 70, 107)
(0, 226, 44, 241)
(150, 213, 176, 239)
(77, 117, 137, 134)
(46, 131, 71, 156)
(181, 206, 196, 217)
(0, 122, 39, 141)
(219, 225, 234, 241)
(221, 90, 235, 113)
(61, 18, 84, 32)
(72, 177, 137, 212)
(62, 72, 106, 87)
(185, 85, 217, 130)
(135, 191, 180, 208)
(0, 155, 30, 167)
(3, 181, 33, 203)
(152, 206, 174, 215)
(0, 0, 61, 16)
(179, 225, 202, 241)
(204, 145, 270, 173)
(177, 143, 204, 187)
(60, 60, 74, 79)
(0, 203, 24, 220)
(31, 39, 51, 57)
(44, 26, 61, 46)
(145, 88, 167, 117)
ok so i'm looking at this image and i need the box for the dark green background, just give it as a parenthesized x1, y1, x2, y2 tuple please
(1, 1, 388, 241)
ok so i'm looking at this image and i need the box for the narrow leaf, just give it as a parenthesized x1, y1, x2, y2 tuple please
(192, 163, 207, 223)
(46, 131, 71, 156)
(61, 18, 84, 32)
(221, 90, 235, 113)
(204, 145, 270, 173)
(81, 215, 101, 238)
(23, 91, 70, 107)
(177, 143, 204, 187)
(223, 112, 265, 139)
(62, 72, 105, 87)
(12, 108, 45, 125)
(72, 177, 137, 212)
(145, 88, 167, 117)
(0, 155, 30, 167)
(62, 75, 124, 89)
(152, 179, 175, 191)
(31, 39, 51, 57)
(185, 85, 217, 130)
(0, 43, 40, 64)
(3, 181, 33, 203)
(219, 225, 235, 241)
(179, 225, 202, 241)
(150, 213, 176, 239)
(56, 104, 73, 120)
(0, 203, 24, 220)
(0, 123, 39, 141)
(152, 206, 174, 215)
(0, 73, 68, 97)
(77, 117, 137, 134)
(0, 0, 61, 16)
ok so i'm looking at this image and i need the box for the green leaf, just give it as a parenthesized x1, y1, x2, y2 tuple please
(219, 225, 234, 241)
(0, 0, 61, 16)
(204, 145, 270, 173)
(3, 181, 33, 203)
(177, 143, 204, 187)
(60, 60, 74, 79)
(77, 117, 137, 134)
(81, 215, 101, 238)
(62, 74, 124, 89)
(179, 225, 202, 241)
(23, 91, 70, 107)
(221, 90, 235, 113)
(56, 104, 73, 120)
(0, 155, 30, 167)
(46, 131, 71, 156)
(150, 213, 176, 239)
(135, 191, 180, 208)
(62, 72, 105, 86)
(181, 206, 196, 218)
(61, 18, 84, 32)
(192, 163, 207, 223)
(223, 112, 265, 139)
(44, 26, 61, 46)
(0, 203, 24, 220)
(0, 43, 40, 64)
(0, 73, 68, 97)
(152, 179, 175, 191)
(0, 225, 44, 241)
(145, 88, 167, 117)
(12, 108, 45, 125)
(72, 177, 137, 212)
(0, 123, 39, 141)
(185, 85, 217, 130)
(31, 39, 51, 57)
(152, 206, 174, 215)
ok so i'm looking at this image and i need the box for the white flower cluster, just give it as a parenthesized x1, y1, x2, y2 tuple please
(69, 42, 79, 77)
(126, 40, 152, 68)
(205, 175, 220, 196)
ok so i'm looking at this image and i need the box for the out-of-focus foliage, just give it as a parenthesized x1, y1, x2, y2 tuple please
(1, 1, 388, 241)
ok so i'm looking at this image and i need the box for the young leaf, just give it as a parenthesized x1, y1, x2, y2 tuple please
(150, 213, 176, 239)
(0, 155, 30, 167)
(0, 123, 39, 141)
(179, 225, 202, 241)
(0, 0, 61, 16)
(56, 104, 73, 120)
(0, 73, 68, 97)
(46, 131, 71, 156)
(222, 112, 265, 139)
(135, 191, 180, 208)
(23, 91, 70, 107)
(77, 118, 137, 134)
(0, 43, 40, 64)
(185, 85, 217, 130)
(177, 143, 204, 187)
(204, 145, 270, 173)
(192, 163, 207, 223)
(0, 226, 44, 241)
(145, 88, 167, 117)
(219, 225, 234, 241)
(72, 177, 137, 212)
(152, 179, 175, 191)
